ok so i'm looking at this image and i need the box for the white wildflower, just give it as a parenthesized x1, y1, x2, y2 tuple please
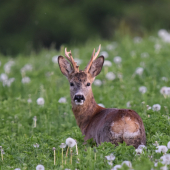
(160, 165, 168, 170)
(33, 143, 39, 148)
(66, 137, 76, 148)
(111, 165, 122, 170)
(103, 60, 112, 67)
(141, 52, 149, 58)
(126, 101, 131, 108)
(139, 86, 147, 94)
(135, 67, 144, 75)
(135, 148, 143, 155)
(98, 103, 105, 108)
(58, 97, 67, 103)
(106, 72, 116, 80)
(134, 37, 142, 43)
(59, 143, 66, 148)
(152, 104, 161, 111)
(147, 105, 151, 110)
(160, 154, 170, 165)
(161, 77, 168, 82)
(74, 58, 82, 65)
(155, 145, 168, 154)
(21, 64, 33, 73)
(4, 61, 15, 73)
(27, 98, 32, 103)
(0, 73, 8, 82)
(36, 164, 45, 170)
(122, 161, 132, 168)
(21, 77, 31, 84)
(52, 55, 58, 63)
(105, 153, 115, 161)
(37, 97, 45, 106)
(113, 56, 122, 64)
(167, 141, 170, 149)
(100, 51, 109, 58)
(94, 79, 102, 86)
(138, 145, 147, 149)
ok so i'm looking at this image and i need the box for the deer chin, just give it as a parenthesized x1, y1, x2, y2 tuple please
(75, 100, 84, 105)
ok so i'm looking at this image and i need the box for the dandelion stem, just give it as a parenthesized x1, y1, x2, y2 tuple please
(62, 148, 63, 166)
(95, 153, 96, 161)
(1, 148, 3, 161)
(65, 146, 69, 164)
(70, 149, 72, 164)
(54, 149, 56, 165)
(76, 143, 78, 155)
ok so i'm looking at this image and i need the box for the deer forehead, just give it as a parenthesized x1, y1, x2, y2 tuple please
(69, 71, 92, 83)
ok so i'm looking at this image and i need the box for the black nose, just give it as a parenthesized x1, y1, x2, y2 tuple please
(74, 95, 85, 102)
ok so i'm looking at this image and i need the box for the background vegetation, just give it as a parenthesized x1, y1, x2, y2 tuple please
(0, 0, 170, 55)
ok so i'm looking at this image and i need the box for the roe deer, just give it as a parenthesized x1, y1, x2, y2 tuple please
(58, 45, 146, 148)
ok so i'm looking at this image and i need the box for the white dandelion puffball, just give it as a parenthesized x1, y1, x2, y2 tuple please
(106, 72, 116, 80)
(107, 161, 113, 166)
(74, 58, 82, 65)
(152, 104, 161, 111)
(139, 86, 147, 94)
(52, 55, 58, 63)
(103, 60, 112, 67)
(135, 67, 144, 75)
(65, 137, 76, 148)
(160, 165, 168, 170)
(0, 73, 8, 82)
(158, 29, 169, 39)
(113, 56, 122, 64)
(100, 51, 109, 58)
(105, 153, 115, 161)
(58, 97, 67, 103)
(4, 60, 15, 73)
(37, 97, 45, 106)
(36, 164, 45, 170)
(59, 143, 66, 148)
(22, 77, 31, 84)
(133, 36, 142, 43)
(94, 79, 102, 86)
(147, 105, 151, 110)
(161, 87, 170, 96)
(160, 86, 167, 95)
(3, 78, 15, 87)
(161, 77, 168, 82)
(141, 52, 149, 58)
(21, 64, 33, 73)
(122, 161, 132, 168)
(155, 145, 168, 154)
(27, 98, 32, 103)
(160, 154, 170, 165)
(167, 141, 170, 149)
(126, 101, 131, 108)
(98, 103, 105, 108)
(138, 145, 147, 149)
(33, 143, 39, 148)
(111, 165, 122, 170)
(14, 169, 21, 170)
(135, 148, 143, 155)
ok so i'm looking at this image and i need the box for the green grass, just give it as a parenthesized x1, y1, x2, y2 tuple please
(0, 35, 170, 169)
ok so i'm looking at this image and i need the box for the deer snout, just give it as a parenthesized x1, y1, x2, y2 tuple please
(74, 94, 85, 105)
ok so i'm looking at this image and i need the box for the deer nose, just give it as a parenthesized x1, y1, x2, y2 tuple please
(74, 94, 85, 102)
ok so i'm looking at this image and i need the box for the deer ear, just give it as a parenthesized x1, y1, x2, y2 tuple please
(58, 56, 73, 77)
(89, 56, 104, 78)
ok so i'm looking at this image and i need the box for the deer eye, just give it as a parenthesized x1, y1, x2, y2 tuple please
(70, 82, 74, 86)
(87, 82, 90, 86)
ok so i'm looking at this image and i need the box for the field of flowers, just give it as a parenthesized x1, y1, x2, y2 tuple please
(1, 30, 170, 170)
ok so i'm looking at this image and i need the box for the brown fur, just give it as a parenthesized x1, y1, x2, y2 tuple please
(58, 52, 146, 148)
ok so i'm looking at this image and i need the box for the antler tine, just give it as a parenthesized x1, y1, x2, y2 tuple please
(65, 48, 79, 72)
(84, 44, 101, 73)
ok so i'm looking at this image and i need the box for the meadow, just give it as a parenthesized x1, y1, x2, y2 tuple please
(0, 30, 170, 170)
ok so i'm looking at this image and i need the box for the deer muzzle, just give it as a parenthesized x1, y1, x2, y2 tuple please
(74, 94, 85, 105)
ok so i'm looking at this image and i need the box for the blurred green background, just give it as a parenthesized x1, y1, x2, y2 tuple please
(0, 0, 170, 55)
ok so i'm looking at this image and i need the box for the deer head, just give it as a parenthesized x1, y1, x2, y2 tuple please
(58, 45, 104, 106)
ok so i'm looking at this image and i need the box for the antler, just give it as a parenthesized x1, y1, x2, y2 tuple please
(65, 48, 79, 73)
(84, 44, 101, 73)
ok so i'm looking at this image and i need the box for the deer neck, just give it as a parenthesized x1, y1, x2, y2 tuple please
(71, 94, 104, 134)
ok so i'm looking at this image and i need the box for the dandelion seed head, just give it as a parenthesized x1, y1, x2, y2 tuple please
(59, 143, 66, 148)
(167, 141, 170, 149)
(152, 104, 161, 111)
(155, 145, 168, 154)
(113, 56, 122, 64)
(134, 37, 142, 43)
(161, 154, 170, 165)
(65, 138, 76, 148)
(135, 67, 144, 75)
(22, 77, 31, 84)
(103, 60, 112, 67)
(37, 97, 45, 106)
(100, 51, 109, 58)
(105, 153, 115, 161)
(139, 86, 147, 94)
(122, 161, 132, 168)
(74, 58, 82, 65)
(105, 72, 116, 80)
(52, 55, 59, 63)
(111, 165, 122, 170)
(27, 98, 32, 103)
(33, 143, 39, 148)
(58, 97, 67, 103)
(126, 101, 131, 108)
(36, 164, 45, 170)
(94, 79, 102, 86)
